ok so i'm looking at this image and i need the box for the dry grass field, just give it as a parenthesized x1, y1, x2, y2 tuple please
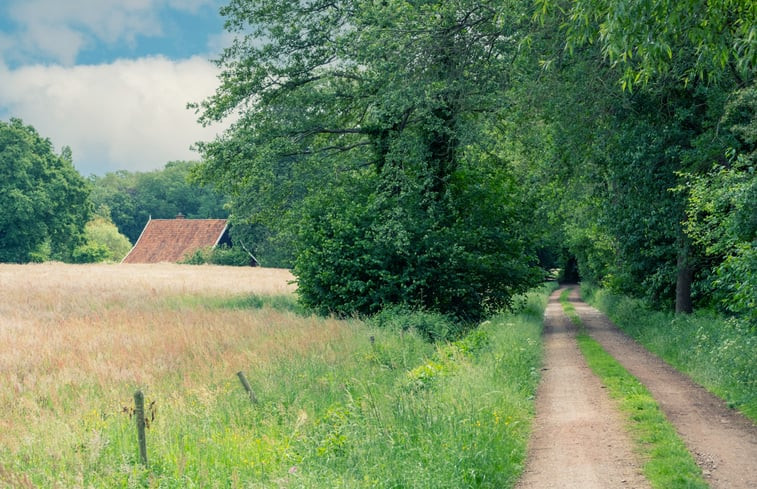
(0, 263, 347, 485)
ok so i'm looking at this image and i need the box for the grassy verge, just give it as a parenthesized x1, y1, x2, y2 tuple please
(1, 280, 553, 488)
(582, 285, 756, 421)
(285, 287, 551, 488)
(559, 290, 708, 489)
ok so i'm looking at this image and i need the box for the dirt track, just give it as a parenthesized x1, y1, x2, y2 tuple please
(516, 289, 650, 488)
(517, 287, 757, 489)
(568, 287, 757, 489)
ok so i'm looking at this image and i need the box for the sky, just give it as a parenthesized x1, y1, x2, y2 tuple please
(0, 0, 234, 176)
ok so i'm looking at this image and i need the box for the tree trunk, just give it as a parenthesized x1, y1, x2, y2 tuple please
(675, 238, 693, 314)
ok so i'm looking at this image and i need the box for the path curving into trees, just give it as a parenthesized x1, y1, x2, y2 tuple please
(567, 287, 757, 489)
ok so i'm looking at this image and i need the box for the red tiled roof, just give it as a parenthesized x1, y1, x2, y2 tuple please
(122, 218, 229, 264)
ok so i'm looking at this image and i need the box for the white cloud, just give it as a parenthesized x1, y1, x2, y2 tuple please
(206, 31, 237, 59)
(2, 0, 218, 66)
(0, 56, 226, 175)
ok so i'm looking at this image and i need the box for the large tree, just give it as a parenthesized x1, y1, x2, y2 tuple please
(194, 0, 543, 319)
(0, 119, 91, 263)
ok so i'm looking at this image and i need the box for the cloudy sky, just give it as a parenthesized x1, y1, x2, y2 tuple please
(0, 0, 233, 176)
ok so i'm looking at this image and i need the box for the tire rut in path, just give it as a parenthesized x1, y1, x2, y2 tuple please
(515, 288, 650, 489)
(568, 287, 757, 489)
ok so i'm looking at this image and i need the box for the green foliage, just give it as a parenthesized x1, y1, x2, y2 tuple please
(293, 166, 541, 321)
(584, 285, 757, 420)
(90, 161, 228, 243)
(195, 0, 543, 321)
(0, 118, 91, 263)
(685, 162, 756, 321)
(369, 306, 462, 343)
(520, 3, 750, 312)
(535, 0, 755, 89)
(70, 242, 111, 264)
(679, 85, 757, 322)
(179, 245, 252, 267)
(76, 214, 133, 263)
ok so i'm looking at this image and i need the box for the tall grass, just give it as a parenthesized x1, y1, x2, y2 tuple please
(0, 265, 550, 488)
(284, 288, 550, 488)
(582, 284, 757, 421)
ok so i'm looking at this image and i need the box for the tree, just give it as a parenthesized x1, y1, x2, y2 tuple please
(194, 0, 543, 320)
(74, 208, 134, 263)
(681, 84, 756, 324)
(0, 119, 91, 263)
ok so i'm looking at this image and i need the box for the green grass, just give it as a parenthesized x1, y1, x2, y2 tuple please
(582, 284, 757, 421)
(167, 292, 306, 315)
(559, 288, 581, 326)
(559, 290, 708, 489)
(274, 287, 551, 488)
(2, 287, 552, 488)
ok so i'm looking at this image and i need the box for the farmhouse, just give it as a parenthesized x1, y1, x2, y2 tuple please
(122, 215, 231, 264)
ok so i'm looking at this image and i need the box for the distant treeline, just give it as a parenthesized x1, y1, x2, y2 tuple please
(89, 161, 228, 244)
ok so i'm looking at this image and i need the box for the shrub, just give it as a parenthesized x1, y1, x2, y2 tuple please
(71, 243, 110, 263)
(292, 169, 543, 323)
(368, 306, 463, 342)
(180, 245, 252, 267)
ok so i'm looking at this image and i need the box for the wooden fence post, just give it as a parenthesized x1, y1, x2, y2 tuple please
(236, 371, 258, 404)
(134, 390, 148, 465)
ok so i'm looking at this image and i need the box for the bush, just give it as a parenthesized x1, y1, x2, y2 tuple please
(293, 172, 543, 322)
(71, 242, 110, 263)
(180, 245, 252, 267)
(369, 306, 463, 342)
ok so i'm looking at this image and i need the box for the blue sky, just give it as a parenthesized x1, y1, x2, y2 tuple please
(0, 0, 233, 175)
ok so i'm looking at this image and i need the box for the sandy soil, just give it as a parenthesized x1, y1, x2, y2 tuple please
(516, 289, 650, 489)
(568, 287, 757, 489)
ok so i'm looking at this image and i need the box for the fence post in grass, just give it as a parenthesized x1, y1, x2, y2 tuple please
(134, 390, 148, 465)
(237, 371, 258, 404)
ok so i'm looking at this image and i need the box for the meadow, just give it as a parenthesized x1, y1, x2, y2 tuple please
(0, 263, 548, 488)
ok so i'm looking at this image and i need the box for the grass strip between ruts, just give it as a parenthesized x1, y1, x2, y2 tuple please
(559, 289, 708, 489)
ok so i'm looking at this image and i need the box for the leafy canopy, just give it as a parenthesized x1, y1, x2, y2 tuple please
(535, 0, 756, 89)
(194, 0, 543, 320)
(0, 118, 91, 263)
